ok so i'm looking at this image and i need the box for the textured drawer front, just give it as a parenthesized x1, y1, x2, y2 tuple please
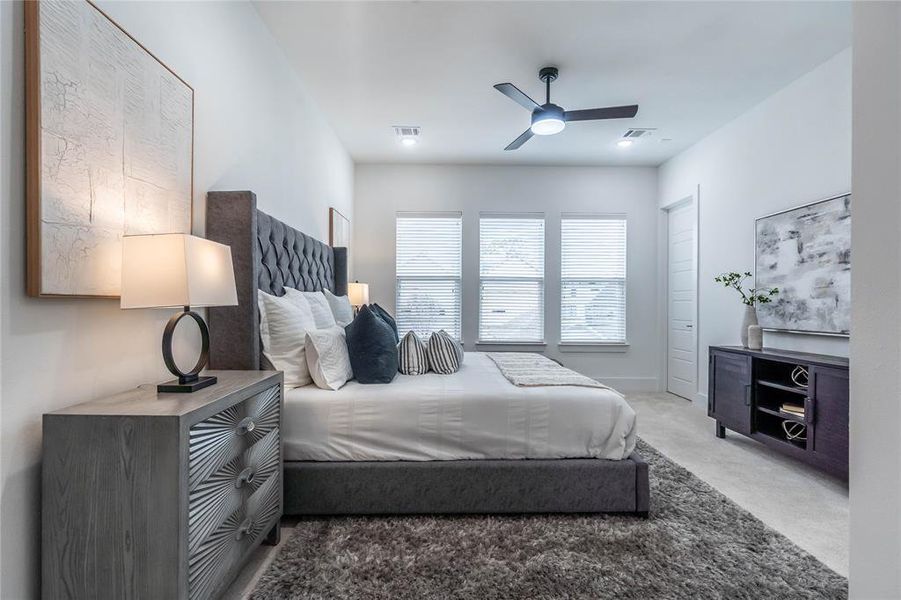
(188, 472, 281, 600)
(187, 384, 280, 600)
(188, 384, 280, 490)
(188, 428, 280, 555)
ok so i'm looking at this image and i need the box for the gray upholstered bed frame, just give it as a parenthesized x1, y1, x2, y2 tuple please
(207, 190, 650, 517)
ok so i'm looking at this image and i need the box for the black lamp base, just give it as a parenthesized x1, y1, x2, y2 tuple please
(159, 307, 215, 395)
(158, 375, 217, 394)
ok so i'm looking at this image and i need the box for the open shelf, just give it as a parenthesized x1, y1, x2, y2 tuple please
(755, 407, 807, 450)
(757, 405, 805, 424)
(757, 379, 808, 396)
(755, 384, 807, 413)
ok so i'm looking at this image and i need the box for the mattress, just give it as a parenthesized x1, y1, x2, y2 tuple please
(283, 352, 637, 462)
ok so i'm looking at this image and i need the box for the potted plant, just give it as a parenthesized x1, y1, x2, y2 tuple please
(714, 271, 779, 348)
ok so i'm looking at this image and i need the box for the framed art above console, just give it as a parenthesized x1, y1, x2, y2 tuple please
(755, 193, 851, 336)
(25, 0, 194, 298)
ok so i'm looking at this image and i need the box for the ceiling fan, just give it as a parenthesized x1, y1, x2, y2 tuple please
(493, 67, 639, 151)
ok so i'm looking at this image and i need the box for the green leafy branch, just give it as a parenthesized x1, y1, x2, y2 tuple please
(714, 271, 779, 307)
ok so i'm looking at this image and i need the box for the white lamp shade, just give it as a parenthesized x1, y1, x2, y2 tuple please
(347, 282, 370, 306)
(120, 234, 238, 309)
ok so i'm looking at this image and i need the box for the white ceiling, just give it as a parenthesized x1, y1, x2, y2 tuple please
(255, 1, 850, 167)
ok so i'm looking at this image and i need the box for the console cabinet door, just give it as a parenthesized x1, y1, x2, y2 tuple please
(809, 366, 849, 477)
(708, 351, 752, 435)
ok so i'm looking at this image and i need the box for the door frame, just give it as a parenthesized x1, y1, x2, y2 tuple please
(660, 187, 701, 405)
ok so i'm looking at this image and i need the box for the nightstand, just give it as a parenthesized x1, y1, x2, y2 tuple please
(42, 370, 283, 600)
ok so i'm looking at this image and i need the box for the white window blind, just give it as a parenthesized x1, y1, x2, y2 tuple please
(561, 216, 627, 343)
(479, 215, 545, 342)
(395, 213, 462, 340)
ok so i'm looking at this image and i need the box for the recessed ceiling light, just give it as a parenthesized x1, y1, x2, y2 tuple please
(616, 139, 634, 148)
(393, 125, 421, 148)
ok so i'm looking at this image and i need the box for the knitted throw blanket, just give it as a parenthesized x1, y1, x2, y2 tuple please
(486, 352, 610, 389)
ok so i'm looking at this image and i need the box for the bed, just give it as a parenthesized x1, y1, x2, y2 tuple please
(207, 190, 649, 516)
(283, 352, 637, 462)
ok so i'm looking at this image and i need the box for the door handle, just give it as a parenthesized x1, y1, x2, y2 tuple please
(686, 324, 693, 329)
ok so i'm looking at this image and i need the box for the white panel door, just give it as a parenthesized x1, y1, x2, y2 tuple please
(667, 202, 697, 400)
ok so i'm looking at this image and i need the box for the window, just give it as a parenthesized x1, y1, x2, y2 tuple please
(395, 213, 462, 340)
(479, 214, 545, 342)
(560, 215, 627, 344)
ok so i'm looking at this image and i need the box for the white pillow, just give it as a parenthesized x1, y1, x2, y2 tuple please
(258, 290, 317, 387)
(284, 288, 337, 329)
(305, 327, 354, 390)
(323, 289, 354, 326)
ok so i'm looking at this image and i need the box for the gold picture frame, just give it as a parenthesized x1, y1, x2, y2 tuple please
(329, 207, 350, 249)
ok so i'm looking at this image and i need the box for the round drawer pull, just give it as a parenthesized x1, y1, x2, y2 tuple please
(235, 467, 256, 488)
(235, 518, 254, 541)
(236, 417, 256, 436)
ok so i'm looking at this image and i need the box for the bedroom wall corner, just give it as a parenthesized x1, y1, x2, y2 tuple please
(0, 2, 353, 597)
(848, 2, 901, 597)
(657, 48, 852, 398)
(0, 1, 9, 584)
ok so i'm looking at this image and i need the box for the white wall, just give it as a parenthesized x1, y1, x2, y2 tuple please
(354, 164, 660, 390)
(0, 2, 353, 597)
(658, 49, 851, 400)
(849, 4, 901, 597)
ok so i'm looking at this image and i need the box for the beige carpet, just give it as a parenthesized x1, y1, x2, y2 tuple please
(249, 439, 846, 599)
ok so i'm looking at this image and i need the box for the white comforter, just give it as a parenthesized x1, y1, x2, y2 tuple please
(283, 352, 637, 462)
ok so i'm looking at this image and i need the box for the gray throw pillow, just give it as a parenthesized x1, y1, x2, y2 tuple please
(344, 305, 398, 384)
(427, 330, 464, 374)
(398, 330, 429, 375)
(370, 303, 399, 343)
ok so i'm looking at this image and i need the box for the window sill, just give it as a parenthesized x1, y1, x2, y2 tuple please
(476, 341, 547, 349)
(557, 343, 630, 353)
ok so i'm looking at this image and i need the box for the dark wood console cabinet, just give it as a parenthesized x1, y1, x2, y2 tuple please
(708, 346, 848, 480)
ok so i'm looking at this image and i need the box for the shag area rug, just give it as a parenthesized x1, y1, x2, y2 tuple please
(251, 439, 847, 599)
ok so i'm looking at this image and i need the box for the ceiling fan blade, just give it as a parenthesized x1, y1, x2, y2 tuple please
(564, 105, 639, 122)
(504, 128, 534, 151)
(494, 83, 541, 111)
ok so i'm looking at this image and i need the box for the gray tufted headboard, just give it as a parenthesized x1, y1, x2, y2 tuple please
(206, 190, 348, 370)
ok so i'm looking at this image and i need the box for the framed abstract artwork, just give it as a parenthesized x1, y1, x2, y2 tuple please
(25, 0, 194, 298)
(755, 193, 851, 336)
(329, 207, 350, 249)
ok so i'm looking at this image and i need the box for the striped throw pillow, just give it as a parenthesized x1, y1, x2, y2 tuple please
(427, 330, 464, 374)
(398, 331, 429, 375)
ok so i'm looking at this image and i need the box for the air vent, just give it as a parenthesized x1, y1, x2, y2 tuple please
(622, 128, 656, 138)
(393, 126, 421, 138)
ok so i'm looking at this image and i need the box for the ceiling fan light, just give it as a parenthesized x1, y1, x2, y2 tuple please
(530, 103, 566, 136)
(531, 117, 565, 136)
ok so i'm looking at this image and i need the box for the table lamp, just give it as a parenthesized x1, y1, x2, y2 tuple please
(121, 233, 238, 393)
(347, 281, 370, 314)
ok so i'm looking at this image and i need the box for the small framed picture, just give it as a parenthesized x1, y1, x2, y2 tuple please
(329, 207, 350, 248)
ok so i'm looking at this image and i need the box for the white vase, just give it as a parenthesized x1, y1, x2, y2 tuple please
(741, 305, 758, 348)
(747, 325, 763, 350)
